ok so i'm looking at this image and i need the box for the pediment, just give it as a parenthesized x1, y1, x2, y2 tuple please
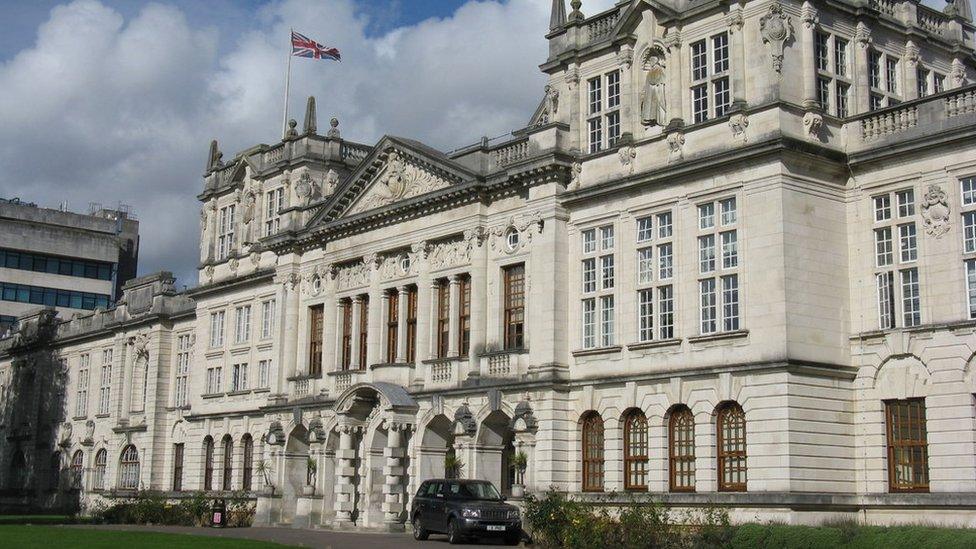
(609, 0, 678, 42)
(307, 136, 476, 227)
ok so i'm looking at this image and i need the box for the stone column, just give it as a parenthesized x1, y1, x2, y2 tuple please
(281, 275, 301, 382)
(728, 10, 746, 110)
(377, 292, 390, 364)
(427, 280, 441, 360)
(350, 296, 362, 370)
(321, 285, 336, 376)
(665, 29, 683, 126)
(333, 302, 345, 371)
(396, 286, 408, 363)
(800, 2, 819, 109)
(854, 25, 872, 114)
(904, 41, 920, 101)
(382, 422, 409, 530)
(333, 424, 358, 527)
(415, 277, 432, 366)
(466, 231, 487, 379)
(447, 275, 461, 357)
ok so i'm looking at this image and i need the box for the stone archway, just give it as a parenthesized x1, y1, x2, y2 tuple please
(331, 382, 417, 530)
(418, 414, 454, 481)
(476, 410, 515, 495)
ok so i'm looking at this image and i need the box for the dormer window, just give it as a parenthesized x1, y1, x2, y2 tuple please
(264, 187, 285, 237)
(586, 70, 622, 153)
(217, 204, 236, 260)
(690, 32, 731, 123)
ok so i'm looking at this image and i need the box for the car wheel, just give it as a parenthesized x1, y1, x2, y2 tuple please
(412, 516, 429, 541)
(447, 518, 463, 545)
(505, 532, 520, 546)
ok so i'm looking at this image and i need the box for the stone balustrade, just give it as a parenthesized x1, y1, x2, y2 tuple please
(585, 10, 619, 44)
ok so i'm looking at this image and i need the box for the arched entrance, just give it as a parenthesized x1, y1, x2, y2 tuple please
(476, 410, 515, 495)
(418, 414, 455, 480)
(331, 382, 417, 530)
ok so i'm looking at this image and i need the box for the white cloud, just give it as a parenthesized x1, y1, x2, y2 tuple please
(0, 0, 570, 286)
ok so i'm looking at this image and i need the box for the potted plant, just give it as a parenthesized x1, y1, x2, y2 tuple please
(303, 457, 317, 496)
(510, 451, 528, 498)
(255, 460, 275, 496)
(445, 455, 465, 479)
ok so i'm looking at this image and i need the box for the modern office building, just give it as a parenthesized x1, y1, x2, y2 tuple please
(2, 0, 976, 529)
(0, 198, 139, 333)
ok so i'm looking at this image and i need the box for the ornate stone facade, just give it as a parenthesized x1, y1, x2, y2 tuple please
(3, 0, 976, 530)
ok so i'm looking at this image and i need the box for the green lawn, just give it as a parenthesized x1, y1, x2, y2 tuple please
(0, 515, 93, 524)
(0, 526, 292, 548)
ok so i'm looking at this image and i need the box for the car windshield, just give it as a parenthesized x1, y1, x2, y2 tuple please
(447, 481, 502, 500)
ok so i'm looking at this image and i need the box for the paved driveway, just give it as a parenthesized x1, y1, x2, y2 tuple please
(64, 524, 517, 548)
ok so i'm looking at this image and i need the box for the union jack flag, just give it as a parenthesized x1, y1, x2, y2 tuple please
(291, 31, 341, 61)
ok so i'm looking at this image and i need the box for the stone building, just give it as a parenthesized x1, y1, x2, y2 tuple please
(0, 198, 140, 334)
(3, 0, 976, 528)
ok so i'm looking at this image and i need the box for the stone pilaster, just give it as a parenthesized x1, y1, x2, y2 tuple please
(800, 2, 820, 109)
(382, 421, 410, 529)
(332, 424, 359, 527)
(350, 296, 362, 370)
(447, 275, 461, 357)
(396, 286, 408, 363)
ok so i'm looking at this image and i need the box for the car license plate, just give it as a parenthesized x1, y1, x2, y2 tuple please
(486, 525, 506, 532)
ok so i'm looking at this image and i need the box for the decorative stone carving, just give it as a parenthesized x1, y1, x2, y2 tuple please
(203, 264, 214, 282)
(568, 161, 583, 190)
(335, 260, 371, 290)
(667, 132, 685, 162)
(729, 113, 750, 142)
(308, 418, 328, 443)
(325, 169, 340, 195)
(284, 118, 299, 140)
(800, 1, 818, 29)
(759, 2, 794, 73)
(349, 150, 451, 214)
(855, 22, 871, 48)
(904, 40, 920, 67)
(428, 237, 472, 271)
(950, 59, 967, 89)
(663, 26, 681, 51)
(250, 251, 261, 267)
(618, 144, 637, 174)
(131, 333, 150, 361)
(59, 422, 72, 447)
(617, 45, 634, 69)
(266, 421, 285, 446)
(564, 66, 580, 89)
(510, 399, 538, 433)
(228, 257, 239, 274)
(490, 213, 543, 253)
(327, 118, 340, 138)
(295, 171, 318, 206)
(640, 46, 667, 127)
(538, 85, 560, 125)
(803, 112, 824, 139)
(84, 419, 95, 443)
(727, 8, 744, 33)
(463, 226, 487, 249)
(378, 252, 417, 281)
(452, 404, 477, 437)
(921, 184, 951, 238)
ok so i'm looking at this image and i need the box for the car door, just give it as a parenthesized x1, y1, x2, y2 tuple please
(413, 481, 430, 524)
(430, 481, 449, 531)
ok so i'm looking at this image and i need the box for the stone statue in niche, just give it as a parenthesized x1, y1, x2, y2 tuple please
(640, 48, 667, 126)
(241, 192, 257, 242)
(921, 184, 950, 238)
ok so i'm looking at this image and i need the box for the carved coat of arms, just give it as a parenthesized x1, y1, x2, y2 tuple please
(921, 184, 950, 238)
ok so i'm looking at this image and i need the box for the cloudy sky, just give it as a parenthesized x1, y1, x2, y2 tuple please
(0, 0, 618, 288)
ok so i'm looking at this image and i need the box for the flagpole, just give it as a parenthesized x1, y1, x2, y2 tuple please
(281, 27, 293, 138)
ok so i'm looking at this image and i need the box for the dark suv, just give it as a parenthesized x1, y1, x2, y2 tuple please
(411, 479, 522, 545)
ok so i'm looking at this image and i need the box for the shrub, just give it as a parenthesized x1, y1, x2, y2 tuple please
(91, 490, 253, 527)
(522, 490, 733, 549)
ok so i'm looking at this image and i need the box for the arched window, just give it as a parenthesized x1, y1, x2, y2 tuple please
(203, 436, 214, 491)
(118, 445, 140, 490)
(241, 434, 254, 491)
(581, 412, 604, 492)
(222, 435, 234, 491)
(70, 450, 84, 490)
(668, 406, 696, 492)
(716, 402, 747, 492)
(93, 449, 107, 491)
(623, 409, 648, 491)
